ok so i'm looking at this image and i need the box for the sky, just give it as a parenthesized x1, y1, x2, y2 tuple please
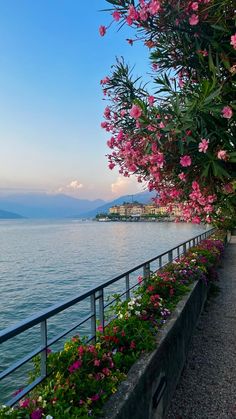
(0, 0, 151, 201)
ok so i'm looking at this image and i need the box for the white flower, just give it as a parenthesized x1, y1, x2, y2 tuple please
(135, 311, 141, 316)
(118, 313, 123, 319)
(38, 396, 43, 403)
(46, 416, 54, 419)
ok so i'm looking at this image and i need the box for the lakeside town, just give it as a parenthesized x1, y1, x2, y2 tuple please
(95, 202, 182, 222)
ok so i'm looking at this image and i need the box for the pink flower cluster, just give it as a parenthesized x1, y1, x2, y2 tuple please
(99, 0, 235, 223)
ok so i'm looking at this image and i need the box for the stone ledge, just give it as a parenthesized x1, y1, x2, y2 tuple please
(102, 279, 208, 419)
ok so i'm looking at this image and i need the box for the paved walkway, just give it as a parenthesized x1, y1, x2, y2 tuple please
(167, 236, 236, 419)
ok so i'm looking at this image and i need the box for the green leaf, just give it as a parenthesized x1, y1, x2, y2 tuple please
(211, 24, 228, 32)
(201, 163, 210, 178)
(203, 87, 222, 105)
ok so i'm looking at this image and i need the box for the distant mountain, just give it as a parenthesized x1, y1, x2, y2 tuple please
(78, 191, 157, 218)
(0, 209, 24, 219)
(0, 194, 106, 219)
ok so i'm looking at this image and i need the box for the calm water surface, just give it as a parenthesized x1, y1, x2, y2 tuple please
(0, 219, 207, 401)
(0, 219, 206, 328)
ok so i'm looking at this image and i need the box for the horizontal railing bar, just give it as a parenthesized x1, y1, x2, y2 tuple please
(0, 346, 44, 380)
(47, 314, 92, 347)
(103, 289, 129, 310)
(1, 314, 93, 380)
(0, 228, 215, 344)
(6, 376, 43, 407)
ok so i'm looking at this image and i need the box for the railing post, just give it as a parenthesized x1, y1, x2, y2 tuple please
(90, 294, 96, 342)
(143, 262, 150, 283)
(177, 246, 180, 258)
(159, 256, 162, 268)
(98, 289, 104, 332)
(125, 274, 130, 300)
(40, 320, 47, 378)
(183, 243, 187, 254)
(168, 250, 173, 263)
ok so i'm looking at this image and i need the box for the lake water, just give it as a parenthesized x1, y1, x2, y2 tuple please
(0, 219, 207, 402)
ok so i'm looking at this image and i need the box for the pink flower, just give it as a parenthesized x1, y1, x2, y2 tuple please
(192, 216, 201, 224)
(198, 138, 209, 153)
(117, 130, 124, 140)
(19, 398, 30, 408)
(192, 181, 200, 191)
(100, 76, 110, 85)
(149, 0, 161, 15)
(189, 14, 199, 25)
(30, 409, 43, 419)
(68, 359, 82, 373)
(94, 359, 101, 367)
(129, 104, 142, 119)
(148, 95, 155, 105)
(204, 204, 213, 213)
(108, 162, 115, 170)
(112, 11, 121, 22)
(138, 275, 143, 284)
(104, 106, 111, 119)
(78, 345, 84, 356)
(230, 34, 236, 50)
(130, 340, 136, 349)
(152, 63, 159, 71)
(180, 155, 192, 167)
(127, 38, 134, 45)
(224, 183, 234, 194)
(139, 7, 149, 21)
(217, 150, 228, 160)
(178, 172, 186, 181)
(102, 367, 111, 376)
(128, 5, 139, 20)
(99, 26, 106, 37)
(222, 106, 233, 119)
(91, 394, 100, 402)
(191, 2, 199, 11)
(97, 324, 104, 332)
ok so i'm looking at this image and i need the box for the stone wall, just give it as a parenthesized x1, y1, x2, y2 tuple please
(102, 279, 208, 419)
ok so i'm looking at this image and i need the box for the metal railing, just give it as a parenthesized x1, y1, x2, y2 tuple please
(0, 228, 215, 406)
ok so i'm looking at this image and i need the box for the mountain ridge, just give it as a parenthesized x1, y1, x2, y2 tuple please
(0, 209, 24, 219)
(0, 191, 156, 219)
(0, 193, 106, 218)
(76, 191, 157, 218)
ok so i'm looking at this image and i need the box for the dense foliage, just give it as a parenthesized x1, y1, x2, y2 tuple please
(100, 0, 236, 225)
(0, 233, 225, 418)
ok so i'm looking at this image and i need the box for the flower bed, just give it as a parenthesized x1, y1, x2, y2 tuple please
(0, 233, 225, 419)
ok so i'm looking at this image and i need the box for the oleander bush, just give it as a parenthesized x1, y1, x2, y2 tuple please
(0, 234, 225, 419)
(100, 0, 236, 226)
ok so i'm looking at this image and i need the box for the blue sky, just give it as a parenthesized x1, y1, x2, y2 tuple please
(0, 0, 150, 200)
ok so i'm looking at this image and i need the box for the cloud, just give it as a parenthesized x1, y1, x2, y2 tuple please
(67, 180, 83, 190)
(56, 179, 84, 195)
(111, 176, 142, 196)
